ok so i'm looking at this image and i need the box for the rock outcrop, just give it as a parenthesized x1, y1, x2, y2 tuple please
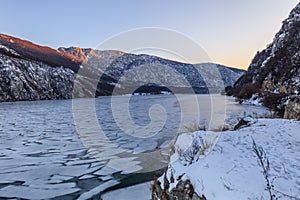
(152, 176, 207, 200)
(284, 96, 300, 119)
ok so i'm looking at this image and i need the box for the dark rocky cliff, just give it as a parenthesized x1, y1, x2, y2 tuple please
(229, 3, 300, 117)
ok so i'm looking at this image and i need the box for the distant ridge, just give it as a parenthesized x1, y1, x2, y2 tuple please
(0, 33, 245, 102)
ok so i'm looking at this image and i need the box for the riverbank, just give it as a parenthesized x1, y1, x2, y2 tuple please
(156, 118, 300, 199)
(101, 117, 300, 200)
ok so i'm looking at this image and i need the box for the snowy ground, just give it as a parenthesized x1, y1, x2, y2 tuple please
(163, 118, 300, 200)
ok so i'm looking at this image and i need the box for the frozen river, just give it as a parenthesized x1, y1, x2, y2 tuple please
(0, 95, 269, 199)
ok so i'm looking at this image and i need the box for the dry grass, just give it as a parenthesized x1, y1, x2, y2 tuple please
(209, 124, 231, 132)
(199, 139, 214, 156)
(184, 122, 206, 133)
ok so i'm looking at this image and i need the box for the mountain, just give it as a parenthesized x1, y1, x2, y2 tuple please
(0, 34, 81, 71)
(59, 46, 245, 95)
(229, 3, 300, 118)
(0, 34, 245, 102)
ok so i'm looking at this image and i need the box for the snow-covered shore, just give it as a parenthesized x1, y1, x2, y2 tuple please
(103, 118, 300, 200)
(162, 118, 300, 199)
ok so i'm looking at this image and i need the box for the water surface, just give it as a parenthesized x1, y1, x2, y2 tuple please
(0, 95, 269, 199)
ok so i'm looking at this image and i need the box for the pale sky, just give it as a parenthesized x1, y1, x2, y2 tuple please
(0, 0, 298, 69)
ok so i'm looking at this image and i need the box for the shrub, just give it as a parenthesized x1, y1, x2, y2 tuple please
(236, 83, 261, 99)
(225, 86, 233, 96)
(182, 136, 214, 165)
(198, 139, 214, 156)
(262, 93, 288, 117)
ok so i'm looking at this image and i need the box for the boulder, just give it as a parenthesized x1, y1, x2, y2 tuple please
(284, 96, 300, 119)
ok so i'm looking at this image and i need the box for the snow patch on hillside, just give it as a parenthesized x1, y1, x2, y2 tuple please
(0, 45, 20, 57)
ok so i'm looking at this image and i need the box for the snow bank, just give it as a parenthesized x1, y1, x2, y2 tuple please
(241, 94, 262, 106)
(165, 118, 300, 199)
